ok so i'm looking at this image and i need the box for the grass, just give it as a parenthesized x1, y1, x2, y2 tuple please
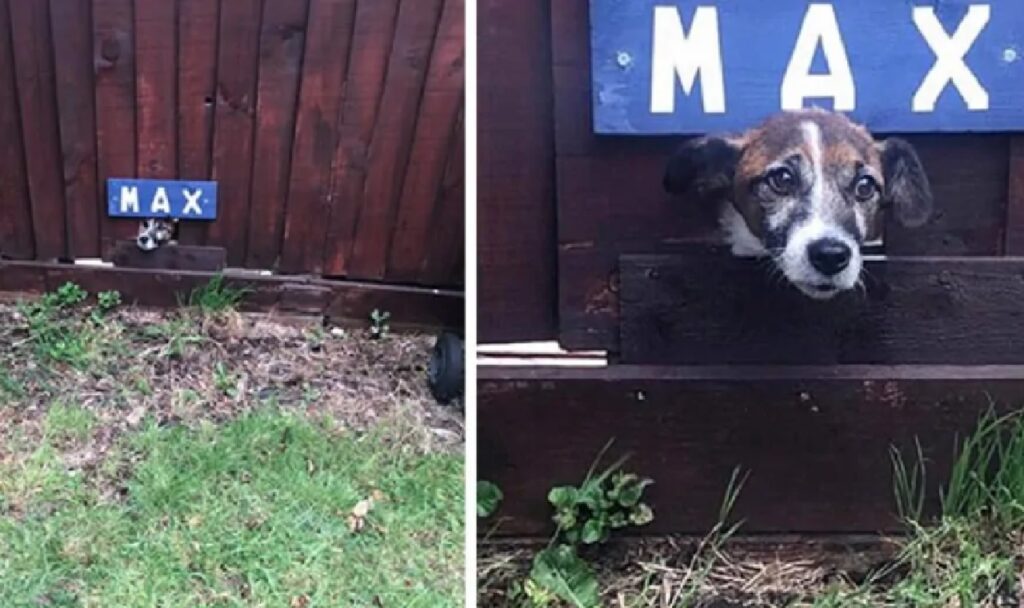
(0, 410, 464, 607)
(0, 281, 465, 607)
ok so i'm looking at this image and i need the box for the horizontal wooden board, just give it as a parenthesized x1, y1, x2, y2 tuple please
(109, 242, 227, 272)
(479, 365, 1024, 536)
(620, 254, 1024, 365)
(0, 260, 462, 331)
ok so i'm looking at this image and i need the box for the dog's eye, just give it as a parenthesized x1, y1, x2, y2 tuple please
(853, 175, 878, 201)
(765, 168, 797, 195)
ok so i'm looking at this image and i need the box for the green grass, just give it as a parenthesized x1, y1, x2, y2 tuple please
(43, 402, 96, 445)
(0, 410, 464, 607)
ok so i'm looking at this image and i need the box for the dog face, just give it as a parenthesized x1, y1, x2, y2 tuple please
(664, 110, 932, 299)
(137, 218, 176, 251)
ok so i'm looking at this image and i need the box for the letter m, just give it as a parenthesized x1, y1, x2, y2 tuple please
(650, 6, 726, 114)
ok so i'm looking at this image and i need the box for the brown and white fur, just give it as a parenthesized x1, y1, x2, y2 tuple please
(663, 109, 933, 299)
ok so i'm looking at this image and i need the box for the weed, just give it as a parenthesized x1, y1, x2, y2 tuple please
(370, 309, 391, 340)
(478, 480, 504, 518)
(43, 401, 96, 444)
(186, 275, 247, 313)
(213, 362, 239, 398)
(97, 290, 122, 313)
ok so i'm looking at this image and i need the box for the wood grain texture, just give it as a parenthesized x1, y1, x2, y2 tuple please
(385, 0, 464, 282)
(345, 0, 444, 280)
(478, 0, 558, 343)
(93, 0, 137, 254)
(621, 254, 1024, 365)
(50, 0, 100, 259)
(134, 0, 177, 181)
(0, 0, 34, 259)
(10, 0, 67, 261)
(245, 0, 309, 269)
(278, 0, 357, 275)
(319, 0, 400, 277)
(1005, 136, 1024, 254)
(0, 259, 462, 330)
(206, 0, 262, 266)
(110, 241, 226, 272)
(420, 110, 463, 286)
(177, 0, 220, 245)
(479, 365, 1024, 535)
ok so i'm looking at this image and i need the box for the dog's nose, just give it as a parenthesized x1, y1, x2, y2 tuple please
(807, 239, 851, 276)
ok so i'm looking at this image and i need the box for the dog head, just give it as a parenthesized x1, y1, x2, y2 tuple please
(663, 109, 932, 299)
(137, 218, 177, 251)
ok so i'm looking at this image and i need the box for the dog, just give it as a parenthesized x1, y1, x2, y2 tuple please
(663, 109, 933, 299)
(136, 218, 177, 251)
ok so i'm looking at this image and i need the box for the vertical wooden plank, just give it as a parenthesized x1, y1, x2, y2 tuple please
(50, 0, 100, 259)
(420, 110, 464, 287)
(383, 0, 464, 282)
(134, 0, 177, 181)
(277, 0, 356, 275)
(177, 0, 220, 245)
(245, 0, 309, 269)
(10, 0, 67, 260)
(93, 0, 137, 255)
(0, 0, 34, 259)
(318, 0, 400, 275)
(344, 0, 445, 280)
(206, 0, 263, 266)
(1005, 137, 1024, 254)
(477, 0, 558, 342)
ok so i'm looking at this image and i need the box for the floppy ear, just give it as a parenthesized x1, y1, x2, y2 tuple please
(663, 136, 742, 200)
(878, 138, 933, 228)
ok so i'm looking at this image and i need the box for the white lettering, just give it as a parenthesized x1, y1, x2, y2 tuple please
(182, 188, 203, 215)
(120, 186, 139, 214)
(151, 187, 171, 214)
(912, 5, 990, 112)
(650, 6, 725, 114)
(781, 4, 855, 111)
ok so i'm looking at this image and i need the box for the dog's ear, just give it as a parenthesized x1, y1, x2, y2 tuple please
(878, 138, 933, 228)
(663, 136, 743, 199)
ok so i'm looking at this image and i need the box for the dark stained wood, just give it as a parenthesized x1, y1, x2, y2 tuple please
(245, 0, 309, 269)
(109, 241, 227, 272)
(134, 0, 177, 182)
(206, 0, 262, 266)
(385, 0, 464, 282)
(278, 0, 357, 275)
(319, 0, 401, 276)
(50, 0, 100, 259)
(0, 259, 462, 330)
(93, 0, 138, 254)
(1005, 137, 1024, 254)
(477, 0, 557, 342)
(345, 0, 445, 280)
(176, 0, 220, 246)
(420, 110, 464, 286)
(620, 254, 1024, 365)
(479, 365, 1024, 535)
(10, 0, 67, 261)
(0, 0, 34, 259)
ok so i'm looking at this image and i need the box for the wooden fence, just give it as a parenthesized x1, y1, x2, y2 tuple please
(0, 0, 463, 291)
(478, 0, 1024, 536)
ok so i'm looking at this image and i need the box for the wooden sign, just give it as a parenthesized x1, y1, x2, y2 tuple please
(107, 179, 217, 220)
(590, 1, 1024, 134)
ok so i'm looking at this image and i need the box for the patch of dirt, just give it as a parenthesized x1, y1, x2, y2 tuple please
(0, 302, 463, 502)
(478, 536, 900, 607)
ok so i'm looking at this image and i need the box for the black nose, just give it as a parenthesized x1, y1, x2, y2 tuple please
(807, 238, 852, 276)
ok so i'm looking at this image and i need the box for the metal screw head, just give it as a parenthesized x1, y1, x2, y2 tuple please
(616, 51, 632, 68)
(1004, 47, 1019, 63)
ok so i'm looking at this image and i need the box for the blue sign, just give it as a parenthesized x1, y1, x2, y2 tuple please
(107, 179, 217, 220)
(591, 1, 1024, 134)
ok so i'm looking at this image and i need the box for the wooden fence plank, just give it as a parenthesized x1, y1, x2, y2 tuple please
(621, 254, 1024, 365)
(478, 0, 557, 342)
(420, 110, 463, 286)
(344, 0, 444, 280)
(205, 0, 262, 266)
(0, 0, 34, 259)
(318, 0, 400, 276)
(479, 365, 1024, 536)
(384, 0, 463, 282)
(277, 0, 357, 274)
(10, 0, 67, 261)
(50, 0, 100, 259)
(134, 0, 177, 181)
(1006, 137, 1024, 254)
(177, 0, 220, 246)
(93, 0, 137, 254)
(245, 0, 309, 269)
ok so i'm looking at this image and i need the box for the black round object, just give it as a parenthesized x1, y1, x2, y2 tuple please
(428, 332, 464, 405)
